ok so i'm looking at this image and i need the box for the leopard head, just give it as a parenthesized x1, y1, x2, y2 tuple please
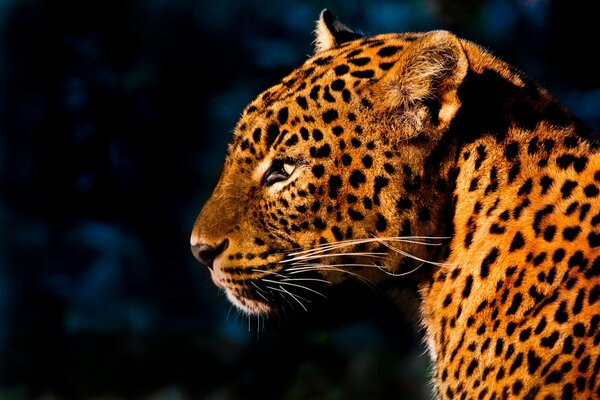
(190, 10, 468, 314)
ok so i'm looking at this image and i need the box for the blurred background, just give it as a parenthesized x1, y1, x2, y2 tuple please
(1, 0, 598, 399)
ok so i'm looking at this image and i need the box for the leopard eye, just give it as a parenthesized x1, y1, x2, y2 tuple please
(263, 159, 296, 185)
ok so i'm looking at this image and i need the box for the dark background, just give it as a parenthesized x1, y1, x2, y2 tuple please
(1, 1, 598, 399)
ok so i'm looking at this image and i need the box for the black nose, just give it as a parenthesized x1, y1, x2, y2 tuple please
(191, 239, 229, 269)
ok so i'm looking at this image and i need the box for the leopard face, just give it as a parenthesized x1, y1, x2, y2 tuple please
(191, 10, 600, 399)
(190, 12, 465, 314)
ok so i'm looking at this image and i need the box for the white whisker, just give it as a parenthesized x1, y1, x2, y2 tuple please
(255, 314, 262, 340)
(376, 241, 447, 267)
(267, 285, 312, 303)
(285, 264, 377, 289)
(287, 262, 381, 271)
(226, 304, 235, 322)
(286, 236, 449, 257)
(374, 261, 426, 277)
(251, 282, 271, 301)
(282, 252, 387, 264)
(267, 285, 309, 311)
(251, 268, 287, 279)
(287, 261, 424, 277)
(274, 291, 296, 311)
(252, 268, 331, 284)
(262, 278, 327, 298)
(235, 235, 450, 315)
(281, 277, 332, 284)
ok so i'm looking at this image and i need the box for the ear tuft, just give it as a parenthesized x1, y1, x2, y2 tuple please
(314, 9, 363, 53)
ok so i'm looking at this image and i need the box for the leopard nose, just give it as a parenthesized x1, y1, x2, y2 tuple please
(191, 239, 229, 270)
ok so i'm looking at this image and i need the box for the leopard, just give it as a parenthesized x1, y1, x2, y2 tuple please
(190, 9, 600, 399)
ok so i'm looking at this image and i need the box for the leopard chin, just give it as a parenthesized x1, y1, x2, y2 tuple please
(225, 289, 272, 315)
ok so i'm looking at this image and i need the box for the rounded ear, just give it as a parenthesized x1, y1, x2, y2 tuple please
(373, 30, 469, 131)
(313, 9, 363, 53)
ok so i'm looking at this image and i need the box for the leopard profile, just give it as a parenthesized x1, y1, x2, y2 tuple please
(191, 10, 600, 399)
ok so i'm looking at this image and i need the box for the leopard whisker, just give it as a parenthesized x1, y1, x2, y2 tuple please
(255, 313, 265, 339)
(280, 277, 332, 285)
(226, 304, 236, 322)
(376, 240, 447, 267)
(261, 278, 327, 298)
(252, 268, 287, 279)
(251, 282, 271, 301)
(373, 261, 426, 277)
(282, 237, 449, 269)
(267, 285, 310, 311)
(286, 236, 449, 257)
(282, 252, 388, 264)
(287, 261, 425, 277)
(274, 290, 296, 312)
(287, 262, 384, 270)
(252, 268, 331, 284)
(284, 263, 378, 289)
(256, 290, 270, 302)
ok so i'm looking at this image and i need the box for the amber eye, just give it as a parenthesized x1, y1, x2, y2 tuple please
(263, 159, 296, 185)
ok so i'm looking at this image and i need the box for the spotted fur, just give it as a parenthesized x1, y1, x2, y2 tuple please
(191, 10, 600, 399)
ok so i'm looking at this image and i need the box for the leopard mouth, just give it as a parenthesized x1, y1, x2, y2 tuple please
(210, 236, 447, 314)
(213, 261, 327, 315)
(224, 287, 273, 315)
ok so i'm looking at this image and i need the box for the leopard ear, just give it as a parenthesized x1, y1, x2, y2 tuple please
(314, 9, 363, 53)
(374, 30, 469, 130)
